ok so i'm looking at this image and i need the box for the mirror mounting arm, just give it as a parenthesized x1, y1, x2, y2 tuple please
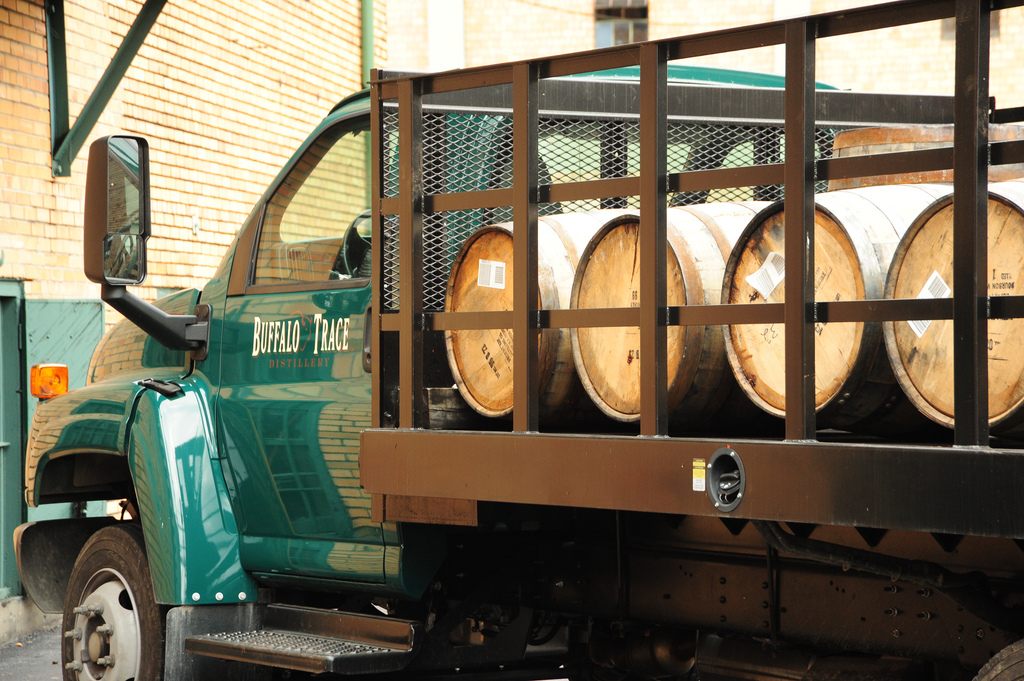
(101, 284, 209, 353)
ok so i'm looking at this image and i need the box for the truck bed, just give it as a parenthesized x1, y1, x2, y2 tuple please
(363, 0, 1024, 539)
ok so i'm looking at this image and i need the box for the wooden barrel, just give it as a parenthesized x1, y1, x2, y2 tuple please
(723, 184, 953, 431)
(445, 211, 625, 418)
(829, 124, 1024, 191)
(883, 180, 1024, 434)
(569, 203, 767, 428)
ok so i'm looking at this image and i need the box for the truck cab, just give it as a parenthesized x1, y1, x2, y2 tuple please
(17, 91, 434, 680)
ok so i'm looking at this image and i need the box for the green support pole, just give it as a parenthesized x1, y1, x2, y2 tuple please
(50, 0, 167, 176)
(362, 0, 375, 205)
(362, 0, 375, 87)
(0, 281, 23, 598)
(45, 0, 68, 169)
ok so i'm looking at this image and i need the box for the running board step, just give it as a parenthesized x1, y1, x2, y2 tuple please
(185, 604, 420, 675)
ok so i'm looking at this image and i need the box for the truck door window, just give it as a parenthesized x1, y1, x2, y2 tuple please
(253, 125, 371, 287)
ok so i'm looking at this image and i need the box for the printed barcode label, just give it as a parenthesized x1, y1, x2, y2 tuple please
(745, 251, 786, 300)
(692, 458, 707, 492)
(921, 270, 952, 299)
(908, 270, 951, 338)
(477, 259, 507, 289)
(906, 319, 932, 338)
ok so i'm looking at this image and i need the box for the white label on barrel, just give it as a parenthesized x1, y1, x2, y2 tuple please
(908, 270, 952, 338)
(745, 251, 786, 300)
(477, 259, 506, 289)
(692, 458, 706, 492)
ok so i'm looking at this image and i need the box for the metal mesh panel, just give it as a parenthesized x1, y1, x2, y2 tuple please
(383, 214, 399, 309)
(424, 112, 514, 194)
(423, 207, 513, 311)
(538, 117, 634, 184)
(382, 104, 842, 310)
(536, 117, 835, 203)
(382, 108, 399, 198)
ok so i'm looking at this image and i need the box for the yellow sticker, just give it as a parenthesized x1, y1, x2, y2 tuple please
(692, 458, 706, 492)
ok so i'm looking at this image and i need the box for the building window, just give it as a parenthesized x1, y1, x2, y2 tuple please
(595, 0, 648, 48)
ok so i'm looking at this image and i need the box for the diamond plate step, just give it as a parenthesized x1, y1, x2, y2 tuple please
(185, 604, 420, 674)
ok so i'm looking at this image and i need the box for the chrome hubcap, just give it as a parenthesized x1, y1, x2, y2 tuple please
(66, 569, 141, 681)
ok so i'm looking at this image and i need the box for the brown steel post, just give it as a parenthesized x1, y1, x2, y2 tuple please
(512, 62, 541, 432)
(783, 20, 817, 441)
(370, 70, 384, 428)
(398, 78, 425, 428)
(952, 0, 990, 446)
(639, 43, 668, 437)
(634, 43, 667, 436)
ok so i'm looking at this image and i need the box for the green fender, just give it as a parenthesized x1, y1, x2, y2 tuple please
(25, 380, 144, 506)
(128, 376, 256, 605)
(25, 375, 255, 606)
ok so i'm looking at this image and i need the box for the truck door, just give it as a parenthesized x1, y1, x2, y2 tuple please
(218, 119, 384, 584)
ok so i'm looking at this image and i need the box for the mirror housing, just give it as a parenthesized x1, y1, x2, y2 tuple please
(84, 135, 151, 285)
(81, 135, 209, 357)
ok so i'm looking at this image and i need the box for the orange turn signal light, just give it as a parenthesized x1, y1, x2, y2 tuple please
(30, 364, 69, 400)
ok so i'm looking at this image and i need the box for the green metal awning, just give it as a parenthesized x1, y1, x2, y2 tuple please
(46, 0, 166, 177)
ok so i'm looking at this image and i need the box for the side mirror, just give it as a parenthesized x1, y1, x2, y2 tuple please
(84, 136, 150, 286)
(79, 136, 207, 355)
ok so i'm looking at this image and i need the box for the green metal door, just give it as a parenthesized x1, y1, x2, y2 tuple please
(0, 282, 23, 599)
(22, 299, 105, 523)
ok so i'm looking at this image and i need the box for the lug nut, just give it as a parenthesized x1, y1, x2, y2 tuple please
(72, 603, 103, 617)
(96, 624, 113, 636)
(63, 629, 81, 640)
(65, 661, 83, 671)
(97, 655, 115, 667)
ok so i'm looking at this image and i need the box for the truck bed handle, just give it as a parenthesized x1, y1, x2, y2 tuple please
(363, 306, 372, 373)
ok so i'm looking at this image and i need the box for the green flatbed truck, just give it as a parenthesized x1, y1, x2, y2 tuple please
(17, 2, 1024, 680)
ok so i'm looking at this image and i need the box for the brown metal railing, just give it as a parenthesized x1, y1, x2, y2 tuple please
(372, 0, 1024, 446)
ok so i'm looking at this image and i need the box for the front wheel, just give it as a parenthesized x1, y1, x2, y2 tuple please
(62, 523, 165, 681)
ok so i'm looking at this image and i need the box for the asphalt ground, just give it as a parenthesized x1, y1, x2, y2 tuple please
(0, 628, 571, 681)
(0, 625, 61, 681)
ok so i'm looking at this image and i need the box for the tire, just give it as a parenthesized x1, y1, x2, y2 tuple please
(61, 523, 165, 681)
(974, 639, 1024, 681)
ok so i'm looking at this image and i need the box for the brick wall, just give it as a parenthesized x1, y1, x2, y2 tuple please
(812, 8, 1024, 107)
(386, 1, 1024, 107)
(647, 1, 782, 74)
(0, 0, 384, 306)
(461, 0, 593, 67)
(386, 0, 593, 70)
(6, 0, 1024, 311)
(381, 0, 427, 71)
(651, 2, 1024, 107)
